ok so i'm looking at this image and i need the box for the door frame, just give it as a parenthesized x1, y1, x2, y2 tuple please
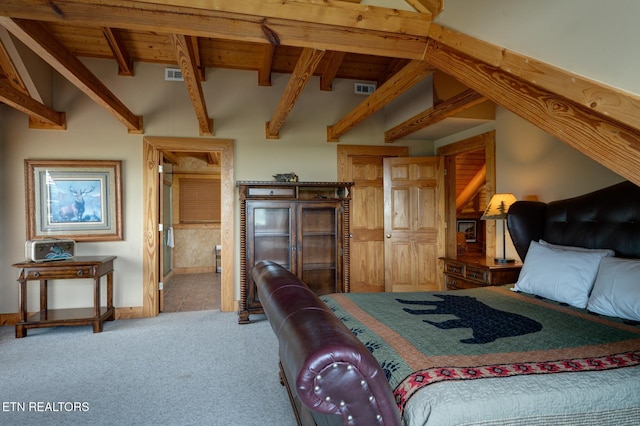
(143, 136, 235, 316)
(437, 130, 496, 258)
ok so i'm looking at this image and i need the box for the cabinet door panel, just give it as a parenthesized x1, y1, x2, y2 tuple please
(303, 269, 336, 296)
(298, 204, 340, 293)
(247, 202, 293, 309)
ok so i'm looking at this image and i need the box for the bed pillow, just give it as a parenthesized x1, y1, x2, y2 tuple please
(513, 241, 609, 308)
(539, 240, 615, 257)
(586, 257, 640, 321)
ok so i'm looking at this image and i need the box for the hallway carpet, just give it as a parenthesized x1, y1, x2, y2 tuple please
(163, 272, 221, 312)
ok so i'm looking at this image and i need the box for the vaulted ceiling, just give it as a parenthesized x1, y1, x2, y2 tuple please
(1, 1, 639, 186)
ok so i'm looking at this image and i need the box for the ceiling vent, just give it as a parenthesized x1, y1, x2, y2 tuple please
(354, 82, 376, 95)
(165, 68, 184, 81)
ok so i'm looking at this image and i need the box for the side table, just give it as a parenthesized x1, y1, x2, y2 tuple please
(441, 256, 522, 290)
(12, 256, 116, 338)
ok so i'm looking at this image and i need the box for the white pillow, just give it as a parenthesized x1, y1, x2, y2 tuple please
(587, 257, 640, 321)
(539, 239, 615, 257)
(513, 241, 609, 308)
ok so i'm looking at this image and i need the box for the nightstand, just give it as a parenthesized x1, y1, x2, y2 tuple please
(441, 256, 522, 290)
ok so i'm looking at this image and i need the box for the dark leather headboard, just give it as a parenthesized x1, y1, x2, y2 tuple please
(507, 181, 640, 260)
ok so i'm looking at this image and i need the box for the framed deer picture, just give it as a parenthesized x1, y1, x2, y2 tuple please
(25, 160, 123, 242)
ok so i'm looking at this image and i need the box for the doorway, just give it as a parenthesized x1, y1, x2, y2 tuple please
(159, 153, 223, 312)
(437, 130, 496, 258)
(142, 137, 235, 317)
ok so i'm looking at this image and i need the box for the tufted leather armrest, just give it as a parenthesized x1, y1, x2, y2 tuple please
(253, 260, 401, 426)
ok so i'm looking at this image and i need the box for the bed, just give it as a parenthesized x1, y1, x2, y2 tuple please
(254, 181, 640, 426)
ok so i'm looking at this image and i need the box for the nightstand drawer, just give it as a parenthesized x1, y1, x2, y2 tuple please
(465, 266, 488, 284)
(445, 275, 477, 290)
(444, 263, 465, 278)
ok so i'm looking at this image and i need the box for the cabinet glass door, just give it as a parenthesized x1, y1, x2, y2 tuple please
(299, 204, 339, 295)
(251, 204, 292, 270)
(247, 202, 292, 308)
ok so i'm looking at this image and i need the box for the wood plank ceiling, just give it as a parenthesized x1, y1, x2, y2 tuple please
(1, 0, 640, 187)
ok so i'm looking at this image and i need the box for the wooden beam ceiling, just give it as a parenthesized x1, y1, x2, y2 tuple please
(327, 60, 434, 142)
(169, 33, 213, 136)
(0, 17, 143, 133)
(320, 51, 346, 92)
(258, 44, 275, 87)
(429, 24, 640, 137)
(404, 0, 444, 15)
(102, 27, 134, 76)
(385, 88, 487, 142)
(266, 48, 325, 139)
(0, 77, 66, 128)
(425, 33, 640, 187)
(0, 27, 66, 129)
(0, 1, 639, 189)
(0, 0, 431, 60)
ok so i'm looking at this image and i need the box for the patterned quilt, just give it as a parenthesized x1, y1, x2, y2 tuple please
(321, 286, 640, 424)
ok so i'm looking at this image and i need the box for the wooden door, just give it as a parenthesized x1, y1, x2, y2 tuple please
(384, 156, 445, 292)
(337, 145, 408, 292)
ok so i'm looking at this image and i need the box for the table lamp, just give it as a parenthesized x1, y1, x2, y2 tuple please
(481, 193, 517, 263)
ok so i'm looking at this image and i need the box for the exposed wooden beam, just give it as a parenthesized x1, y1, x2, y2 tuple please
(258, 44, 274, 87)
(425, 40, 640, 187)
(0, 0, 430, 60)
(456, 164, 486, 212)
(0, 18, 143, 133)
(404, 0, 444, 16)
(385, 88, 487, 142)
(169, 33, 213, 136)
(134, 0, 432, 35)
(429, 23, 640, 136)
(161, 151, 179, 165)
(189, 36, 206, 81)
(0, 77, 65, 128)
(320, 51, 345, 91)
(0, 26, 63, 129)
(266, 47, 325, 139)
(207, 151, 221, 165)
(378, 58, 410, 86)
(102, 27, 134, 76)
(327, 60, 434, 142)
(0, 34, 27, 93)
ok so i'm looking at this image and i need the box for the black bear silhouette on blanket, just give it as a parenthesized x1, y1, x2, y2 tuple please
(397, 294, 543, 344)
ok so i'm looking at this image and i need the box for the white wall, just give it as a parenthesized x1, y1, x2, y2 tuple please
(0, 58, 424, 314)
(435, 0, 640, 96)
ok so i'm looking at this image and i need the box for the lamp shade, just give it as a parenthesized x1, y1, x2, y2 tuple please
(481, 193, 517, 220)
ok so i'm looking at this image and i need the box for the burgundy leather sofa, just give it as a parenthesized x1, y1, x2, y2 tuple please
(253, 260, 401, 426)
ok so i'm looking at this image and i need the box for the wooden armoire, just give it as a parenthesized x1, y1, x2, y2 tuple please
(237, 181, 353, 324)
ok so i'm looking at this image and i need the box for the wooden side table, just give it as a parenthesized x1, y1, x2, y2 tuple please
(441, 256, 522, 290)
(12, 256, 116, 338)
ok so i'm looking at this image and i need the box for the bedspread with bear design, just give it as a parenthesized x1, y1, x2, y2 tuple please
(321, 286, 640, 425)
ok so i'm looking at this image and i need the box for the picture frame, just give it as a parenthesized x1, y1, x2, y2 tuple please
(25, 159, 123, 242)
(457, 219, 477, 243)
